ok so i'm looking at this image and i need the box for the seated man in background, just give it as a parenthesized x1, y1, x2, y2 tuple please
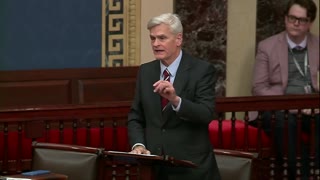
(252, 0, 319, 179)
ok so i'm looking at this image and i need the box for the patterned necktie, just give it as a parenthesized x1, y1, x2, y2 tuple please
(161, 69, 170, 110)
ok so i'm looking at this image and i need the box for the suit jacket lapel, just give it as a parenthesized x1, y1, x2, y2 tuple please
(278, 32, 289, 90)
(173, 54, 191, 96)
(161, 52, 191, 126)
(307, 33, 319, 91)
(148, 62, 163, 116)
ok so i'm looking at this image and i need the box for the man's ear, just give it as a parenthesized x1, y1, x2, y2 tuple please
(176, 33, 183, 46)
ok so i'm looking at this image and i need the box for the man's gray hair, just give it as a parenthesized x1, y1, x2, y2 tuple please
(147, 13, 183, 35)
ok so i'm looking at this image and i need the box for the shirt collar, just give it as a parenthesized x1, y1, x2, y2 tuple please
(160, 50, 182, 79)
(286, 33, 307, 49)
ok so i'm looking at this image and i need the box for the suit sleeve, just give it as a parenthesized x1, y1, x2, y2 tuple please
(177, 63, 216, 124)
(127, 67, 146, 147)
(252, 41, 283, 96)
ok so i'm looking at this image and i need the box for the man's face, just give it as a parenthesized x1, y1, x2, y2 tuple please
(149, 23, 182, 66)
(285, 4, 312, 39)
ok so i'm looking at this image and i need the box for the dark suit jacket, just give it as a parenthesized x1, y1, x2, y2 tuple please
(128, 51, 220, 180)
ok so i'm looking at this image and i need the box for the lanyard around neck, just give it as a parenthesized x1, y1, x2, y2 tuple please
(290, 49, 308, 77)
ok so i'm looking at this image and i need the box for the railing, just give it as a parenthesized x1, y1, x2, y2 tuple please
(215, 94, 319, 179)
(0, 94, 319, 179)
(0, 102, 131, 175)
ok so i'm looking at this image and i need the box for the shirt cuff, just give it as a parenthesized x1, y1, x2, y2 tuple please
(132, 143, 145, 150)
(172, 97, 181, 112)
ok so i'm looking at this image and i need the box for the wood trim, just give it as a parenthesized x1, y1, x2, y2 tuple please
(215, 94, 320, 112)
(33, 142, 103, 154)
(0, 101, 131, 121)
(0, 67, 139, 107)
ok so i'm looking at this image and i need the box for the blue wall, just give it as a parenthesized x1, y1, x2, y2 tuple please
(0, 0, 102, 70)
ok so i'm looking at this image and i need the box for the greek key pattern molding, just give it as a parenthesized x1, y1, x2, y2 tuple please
(102, 0, 141, 67)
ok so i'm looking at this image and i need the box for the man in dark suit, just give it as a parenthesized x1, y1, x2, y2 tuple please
(127, 13, 221, 180)
(252, 0, 319, 179)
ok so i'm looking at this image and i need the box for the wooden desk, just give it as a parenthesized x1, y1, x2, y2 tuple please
(2, 173, 68, 180)
(105, 151, 197, 180)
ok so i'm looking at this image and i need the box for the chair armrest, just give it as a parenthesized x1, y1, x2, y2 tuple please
(32, 141, 103, 155)
(214, 149, 258, 159)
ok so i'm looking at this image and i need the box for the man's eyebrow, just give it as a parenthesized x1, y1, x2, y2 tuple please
(288, 14, 309, 19)
(150, 33, 166, 37)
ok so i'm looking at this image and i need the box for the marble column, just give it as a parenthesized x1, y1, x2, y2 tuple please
(175, 0, 228, 97)
(256, 0, 287, 44)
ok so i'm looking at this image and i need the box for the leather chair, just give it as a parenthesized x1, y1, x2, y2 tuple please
(32, 142, 104, 180)
(214, 149, 258, 180)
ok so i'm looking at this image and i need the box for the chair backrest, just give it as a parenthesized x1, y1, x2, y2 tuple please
(214, 149, 258, 180)
(32, 142, 103, 180)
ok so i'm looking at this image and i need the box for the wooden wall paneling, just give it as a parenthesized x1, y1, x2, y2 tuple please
(78, 78, 137, 103)
(0, 80, 72, 107)
(0, 67, 139, 107)
(76, 66, 138, 103)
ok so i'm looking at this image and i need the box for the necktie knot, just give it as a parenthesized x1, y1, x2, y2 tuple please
(293, 46, 304, 51)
